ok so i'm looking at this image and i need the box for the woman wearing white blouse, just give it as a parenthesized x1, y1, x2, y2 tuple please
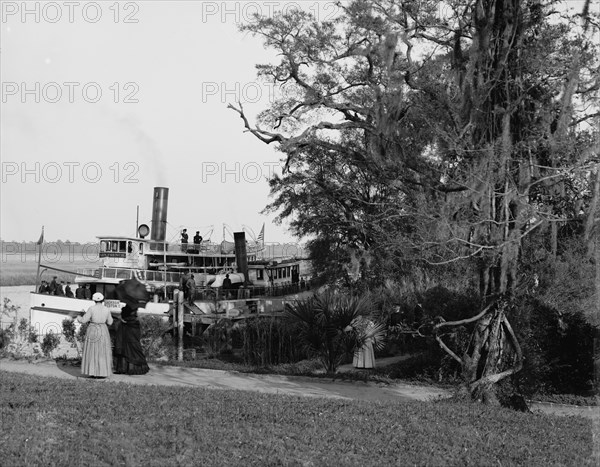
(76, 292, 113, 378)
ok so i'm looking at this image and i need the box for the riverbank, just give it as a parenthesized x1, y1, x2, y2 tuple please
(1, 358, 598, 419)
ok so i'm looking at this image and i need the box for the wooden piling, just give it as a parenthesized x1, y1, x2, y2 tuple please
(178, 290, 184, 361)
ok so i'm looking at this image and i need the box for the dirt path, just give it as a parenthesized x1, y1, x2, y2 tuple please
(0, 358, 449, 403)
(1, 358, 598, 419)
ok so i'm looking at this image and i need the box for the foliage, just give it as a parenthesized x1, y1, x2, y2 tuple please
(235, 0, 599, 295)
(285, 290, 385, 374)
(522, 233, 598, 325)
(62, 319, 88, 358)
(0, 371, 594, 466)
(236, 315, 308, 366)
(77, 321, 89, 343)
(508, 297, 599, 397)
(139, 315, 172, 359)
(62, 319, 76, 344)
(40, 332, 60, 357)
(1, 299, 39, 356)
(232, 1, 600, 399)
(381, 348, 467, 385)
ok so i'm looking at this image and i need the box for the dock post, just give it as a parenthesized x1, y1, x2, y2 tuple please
(178, 290, 184, 361)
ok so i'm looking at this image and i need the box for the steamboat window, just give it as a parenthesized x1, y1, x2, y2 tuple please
(116, 269, 131, 279)
(257, 269, 264, 280)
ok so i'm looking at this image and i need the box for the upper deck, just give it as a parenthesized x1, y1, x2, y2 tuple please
(97, 236, 263, 270)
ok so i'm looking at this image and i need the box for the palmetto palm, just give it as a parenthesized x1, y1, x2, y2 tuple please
(285, 290, 385, 374)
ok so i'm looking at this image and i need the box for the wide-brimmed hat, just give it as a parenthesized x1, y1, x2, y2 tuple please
(92, 292, 104, 302)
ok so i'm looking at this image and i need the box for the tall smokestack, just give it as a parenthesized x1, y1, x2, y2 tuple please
(151, 187, 169, 243)
(234, 231, 249, 285)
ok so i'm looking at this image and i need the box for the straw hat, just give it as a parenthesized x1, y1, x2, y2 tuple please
(92, 292, 104, 302)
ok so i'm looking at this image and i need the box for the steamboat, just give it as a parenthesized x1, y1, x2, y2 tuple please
(30, 187, 310, 335)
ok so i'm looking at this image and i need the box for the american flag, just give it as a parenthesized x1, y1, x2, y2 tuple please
(257, 223, 265, 244)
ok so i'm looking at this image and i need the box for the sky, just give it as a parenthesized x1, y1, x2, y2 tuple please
(1, 0, 344, 245)
(1, 1, 592, 246)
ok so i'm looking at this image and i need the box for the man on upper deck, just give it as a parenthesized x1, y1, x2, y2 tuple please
(193, 231, 202, 252)
(181, 229, 188, 252)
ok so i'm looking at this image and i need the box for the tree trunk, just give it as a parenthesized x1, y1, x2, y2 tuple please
(585, 168, 599, 258)
(435, 301, 523, 405)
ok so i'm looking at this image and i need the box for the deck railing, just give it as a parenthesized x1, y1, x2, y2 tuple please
(145, 240, 263, 255)
(75, 267, 310, 298)
(76, 267, 184, 283)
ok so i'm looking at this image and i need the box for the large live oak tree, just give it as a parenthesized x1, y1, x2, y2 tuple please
(231, 0, 599, 401)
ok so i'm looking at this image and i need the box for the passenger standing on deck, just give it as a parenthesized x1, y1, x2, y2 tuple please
(49, 276, 58, 295)
(186, 274, 196, 305)
(181, 229, 188, 252)
(222, 273, 232, 299)
(38, 281, 49, 294)
(65, 282, 74, 298)
(75, 292, 113, 378)
(193, 231, 202, 252)
(180, 272, 189, 299)
(56, 281, 66, 296)
(84, 284, 92, 300)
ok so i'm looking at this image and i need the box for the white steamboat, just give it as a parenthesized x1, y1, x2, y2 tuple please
(30, 187, 310, 335)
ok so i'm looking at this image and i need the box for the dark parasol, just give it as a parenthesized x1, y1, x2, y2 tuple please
(116, 277, 149, 311)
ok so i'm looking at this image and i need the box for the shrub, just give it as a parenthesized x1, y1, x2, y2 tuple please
(508, 297, 598, 397)
(77, 322, 89, 343)
(62, 319, 76, 343)
(139, 315, 172, 359)
(1, 300, 38, 347)
(236, 315, 307, 366)
(0, 326, 13, 349)
(62, 319, 86, 357)
(41, 332, 61, 357)
(285, 290, 385, 374)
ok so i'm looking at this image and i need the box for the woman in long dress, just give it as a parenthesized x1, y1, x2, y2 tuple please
(351, 318, 383, 369)
(113, 304, 150, 375)
(113, 277, 150, 375)
(353, 336, 376, 369)
(77, 292, 113, 378)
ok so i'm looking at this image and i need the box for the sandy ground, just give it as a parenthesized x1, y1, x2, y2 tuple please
(1, 357, 598, 420)
(0, 358, 448, 403)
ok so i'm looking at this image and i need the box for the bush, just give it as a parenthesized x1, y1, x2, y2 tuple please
(0, 326, 14, 349)
(62, 319, 87, 358)
(62, 319, 77, 344)
(17, 319, 38, 344)
(139, 315, 172, 359)
(508, 297, 598, 397)
(236, 316, 307, 366)
(1, 317, 38, 348)
(41, 332, 61, 357)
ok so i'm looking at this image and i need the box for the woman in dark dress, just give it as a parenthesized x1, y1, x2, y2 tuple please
(113, 278, 150, 375)
(114, 305, 149, 375)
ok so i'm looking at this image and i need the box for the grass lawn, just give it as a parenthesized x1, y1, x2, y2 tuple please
(0, 371, 594, 466)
